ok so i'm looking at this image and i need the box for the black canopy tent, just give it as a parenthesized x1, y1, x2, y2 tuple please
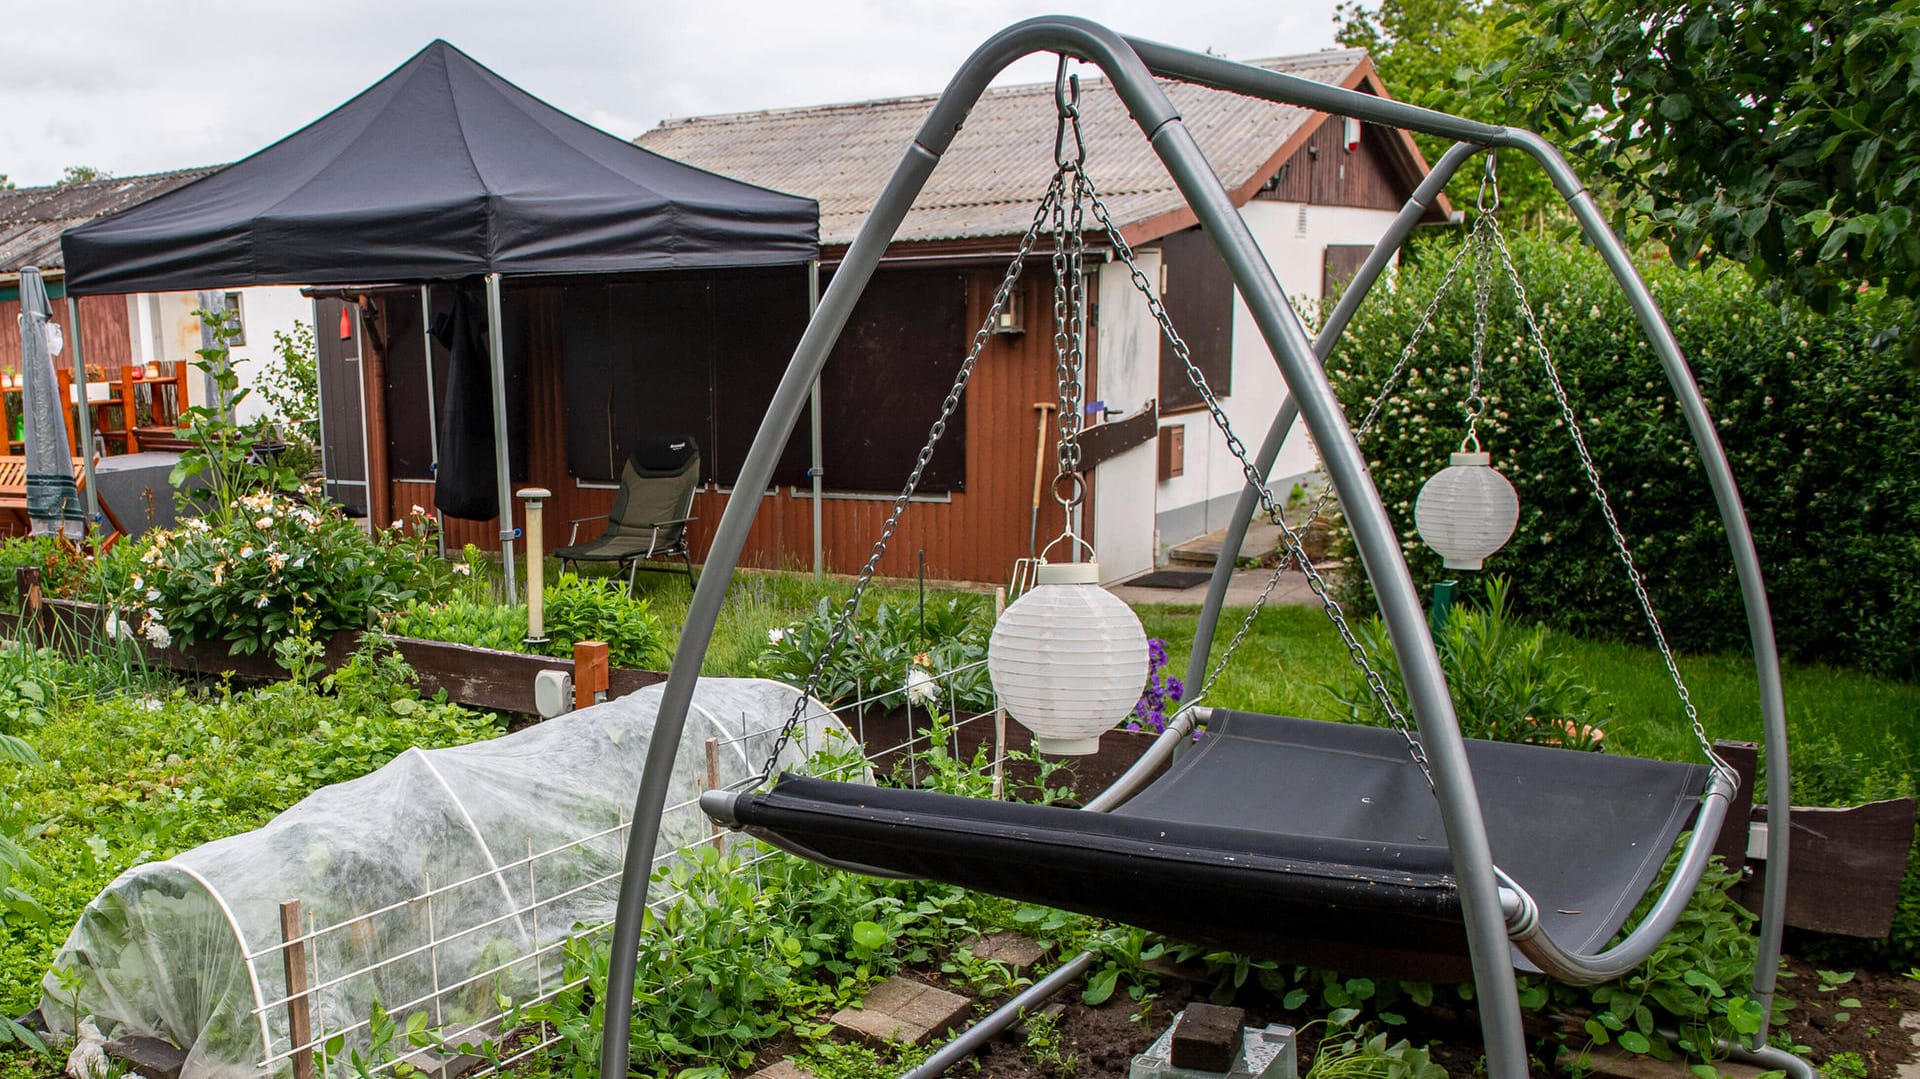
(60, 39, 819, 594)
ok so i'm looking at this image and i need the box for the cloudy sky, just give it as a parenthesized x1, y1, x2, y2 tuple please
(0, 0, 1345, 188)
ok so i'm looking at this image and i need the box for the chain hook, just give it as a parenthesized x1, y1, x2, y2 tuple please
(1477, 149, 1500, 214)
(1053, 57, 1086, 168)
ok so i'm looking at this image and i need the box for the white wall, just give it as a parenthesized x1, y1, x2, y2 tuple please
(1091, 250, 1163, 584)
(1091, 199, 1405, 576)
(126, 286, 310, 420)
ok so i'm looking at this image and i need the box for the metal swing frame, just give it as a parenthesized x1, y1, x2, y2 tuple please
(598, 18, 1798, 1079)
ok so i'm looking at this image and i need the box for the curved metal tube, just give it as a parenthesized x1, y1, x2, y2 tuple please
(1509, 775, 1735, 983)
(1081, 707, 1202, 812)
(1488, 127, 1791, 1039)
(1184, 140, 1478, 693)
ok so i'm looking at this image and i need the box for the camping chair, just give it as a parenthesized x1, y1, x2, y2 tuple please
(557, 436, 700, 589)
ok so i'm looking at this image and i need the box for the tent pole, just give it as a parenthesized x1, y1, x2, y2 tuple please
(420, 285, 446, 560)
(484, 273, 518, 603)
(808, 260, 823, 581)
(64, 297, 101, 533)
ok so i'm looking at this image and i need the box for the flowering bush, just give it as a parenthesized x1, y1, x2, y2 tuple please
(1127, 638, 1185, 733)
(1330, 232, 1920, 677)
(114, 491, 441, 656)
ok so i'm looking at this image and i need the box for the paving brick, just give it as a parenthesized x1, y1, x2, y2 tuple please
(1583, 1048, 1767, 1079)
(963, 931, 1047, 975)
(746, 1061, 817, 1079)
(831, 975, 974, 1047)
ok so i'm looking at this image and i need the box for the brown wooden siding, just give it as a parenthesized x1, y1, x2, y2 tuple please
(0, 293, 133, 373)
(378, 265, 1096, 585)
(1255, 121, 1405, 211)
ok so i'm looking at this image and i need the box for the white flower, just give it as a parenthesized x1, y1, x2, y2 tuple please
(767, 627, 787, 645)
(905, 666, 938, 706)
(255, 594, 271, 608)
(146, 589, 161, 602)
(105, 611, 133, 642)
(452, 563, 472, 576)
(256, 516, 275, 529)
(139, 698, 164, 712)
(239, 546, 255, 559)
(131, 574, 144, 590)
(144, 620, 172, 649)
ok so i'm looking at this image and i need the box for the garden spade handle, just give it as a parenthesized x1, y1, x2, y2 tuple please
(1029, 402, 1054, 559)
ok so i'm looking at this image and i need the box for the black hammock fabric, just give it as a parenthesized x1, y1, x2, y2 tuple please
(714, 711, 1711, 982)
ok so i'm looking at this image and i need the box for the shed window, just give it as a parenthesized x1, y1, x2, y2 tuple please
(817, 268, 968, 494)
(1157, 226, 1235, 413)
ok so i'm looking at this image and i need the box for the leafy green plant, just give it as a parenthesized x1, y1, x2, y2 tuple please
(113, 493, 441, 655)
(1304, 1022, 1447, 1079)
(1022, 1008, 1077, 1077)
(757, 596, 994, 711)
(389, 570, 666, 669)
(1331, 576, 1609, 748)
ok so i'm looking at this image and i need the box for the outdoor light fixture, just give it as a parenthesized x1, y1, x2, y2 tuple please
(1415, 450, 1519, 569)
(987, 559, 1148, 755)
(992, 287, 1026, 334)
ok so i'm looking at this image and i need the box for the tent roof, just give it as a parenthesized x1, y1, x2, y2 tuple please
(59, 40, 818, 296)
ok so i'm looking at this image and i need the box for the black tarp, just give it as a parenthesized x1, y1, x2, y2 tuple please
(712, 711, 1712, 982)
(59, 39, 817, 295)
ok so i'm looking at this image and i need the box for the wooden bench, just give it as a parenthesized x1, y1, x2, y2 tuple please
(0, 455, 124, 539)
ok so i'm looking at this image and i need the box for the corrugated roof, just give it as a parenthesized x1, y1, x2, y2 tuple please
(0, 168, 215, 276)
(636, 51, 1373, 247)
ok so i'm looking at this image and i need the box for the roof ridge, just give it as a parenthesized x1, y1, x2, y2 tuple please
(651, 47, 1367, 132)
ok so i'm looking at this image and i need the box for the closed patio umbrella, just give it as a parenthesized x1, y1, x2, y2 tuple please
(17, 267, 82, 538)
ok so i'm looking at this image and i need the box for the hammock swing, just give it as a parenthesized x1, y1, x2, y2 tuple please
(600, 19, 1800, 1079)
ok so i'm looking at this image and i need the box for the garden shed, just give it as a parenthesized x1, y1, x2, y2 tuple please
(59, 38, 818, 594)
(635, 50, 1452, 583)
(41, 679, 853, 1079)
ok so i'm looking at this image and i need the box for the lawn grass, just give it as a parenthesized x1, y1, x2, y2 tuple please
(1135, 598, 1920, 800)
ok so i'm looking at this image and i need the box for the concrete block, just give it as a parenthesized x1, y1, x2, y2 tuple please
(831, 975, 973, 1047)
(747, 1061, 817, 1079)
(1171, 1003, 1247, 1072)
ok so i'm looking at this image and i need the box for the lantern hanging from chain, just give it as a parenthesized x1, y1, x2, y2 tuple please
(986, 60, 1147, 756)
(1416, 154, 1520, 570)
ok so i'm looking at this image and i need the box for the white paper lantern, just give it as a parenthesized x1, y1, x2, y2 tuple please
(1415, 450, 1519, 570)
(987, 560, 1148, 755)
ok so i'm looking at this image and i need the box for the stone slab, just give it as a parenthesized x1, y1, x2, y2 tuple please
(1581, 1048, 1766, 1079)
(831, 975, 973, 1047)
(103, 1037, 185, 1079)
(965, 931, 1047, 975)
(747, 1061, 817, 1079)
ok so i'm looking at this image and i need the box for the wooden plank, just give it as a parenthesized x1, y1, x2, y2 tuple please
(1737, 797, 1917, 938)
(1713, 740, 1758, 869)
(1075, 401, 1158, 471)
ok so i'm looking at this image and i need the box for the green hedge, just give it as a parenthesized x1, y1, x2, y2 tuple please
(1329, 232, 1920, 679)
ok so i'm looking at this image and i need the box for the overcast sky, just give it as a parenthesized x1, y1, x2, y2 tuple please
(0, 0, 1345, 188)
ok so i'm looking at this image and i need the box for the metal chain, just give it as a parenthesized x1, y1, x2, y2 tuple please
(1462, 160, 1499, 451)
(1081, 177, 1434, 783)
(1480, 211, 1735, 784)
(755, 177, 1068, 781)
(1050, 65, 1089, 503)
(1200, 238, 1482, 702)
